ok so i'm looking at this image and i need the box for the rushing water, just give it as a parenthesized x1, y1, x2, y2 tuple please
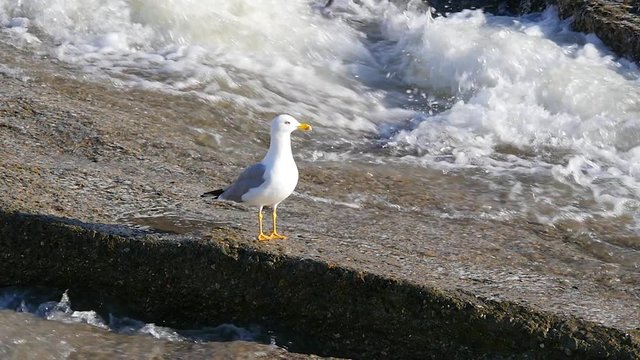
(0, 287, 289, 358)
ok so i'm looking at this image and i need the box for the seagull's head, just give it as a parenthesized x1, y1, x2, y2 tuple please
(271, 114, 312, 136)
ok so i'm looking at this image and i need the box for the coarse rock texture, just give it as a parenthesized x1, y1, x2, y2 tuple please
(1, 212, 639, 359)
(555, 0, 640, 61)
(0, 23, 639, 360)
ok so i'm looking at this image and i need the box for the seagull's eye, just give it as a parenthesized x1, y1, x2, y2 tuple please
(284, 121, 291, 125)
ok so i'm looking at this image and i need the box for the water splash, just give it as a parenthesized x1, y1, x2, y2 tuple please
(0, 287, 260, 343)
(1, 1, 639, 234)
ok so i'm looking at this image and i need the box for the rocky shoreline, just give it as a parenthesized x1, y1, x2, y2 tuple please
(1, 1, 639, 358)
(1, 210, 638, 359)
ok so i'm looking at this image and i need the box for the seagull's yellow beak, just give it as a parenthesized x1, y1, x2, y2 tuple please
(297, 123, 312, 132)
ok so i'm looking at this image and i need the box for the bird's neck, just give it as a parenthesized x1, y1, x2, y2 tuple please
(263, 133, 293, 164)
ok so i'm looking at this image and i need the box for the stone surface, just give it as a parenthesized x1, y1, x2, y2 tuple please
(1, 211, 638, 359)
(0, 20, 639, 359)
(555, 0, 640, 61)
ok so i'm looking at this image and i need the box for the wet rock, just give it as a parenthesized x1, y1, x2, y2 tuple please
(391, 0, 547, 15)
(426, 0, 547, 14)
(0, 210, 639, 359)
(0, 40, 639, 359)
(421, 0, 640, 61)
(0, 310, 315, 360)
(555, 0, 640, 62)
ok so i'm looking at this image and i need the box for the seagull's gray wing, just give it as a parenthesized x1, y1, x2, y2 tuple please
(219, 163, 267, 202)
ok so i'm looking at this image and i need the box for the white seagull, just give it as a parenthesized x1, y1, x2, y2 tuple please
(202, 114, 312, 241)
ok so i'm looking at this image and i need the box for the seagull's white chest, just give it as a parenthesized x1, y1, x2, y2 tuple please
(241, 153, 299, 207)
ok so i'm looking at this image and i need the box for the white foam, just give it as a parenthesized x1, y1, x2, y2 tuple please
(0, 0, 390, 131)
(0, 288, 259, 343)
(1, 1, 639, 232)
(381, 7, 640, 230)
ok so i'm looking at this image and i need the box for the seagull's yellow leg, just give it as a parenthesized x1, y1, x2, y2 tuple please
(269, 206, 287, 240)
(257, 207, 271, 241)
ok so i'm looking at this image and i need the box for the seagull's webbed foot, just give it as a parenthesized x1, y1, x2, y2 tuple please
(269, 232, 287, 240)
(257, 232, 272, 241)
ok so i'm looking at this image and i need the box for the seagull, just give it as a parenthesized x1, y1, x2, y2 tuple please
(202, 114, 312, 241)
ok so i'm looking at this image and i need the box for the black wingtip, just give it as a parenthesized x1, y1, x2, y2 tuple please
(201, 189, 224, 198)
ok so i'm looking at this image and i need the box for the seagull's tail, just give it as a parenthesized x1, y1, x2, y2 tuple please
(201, 189, 224, 199)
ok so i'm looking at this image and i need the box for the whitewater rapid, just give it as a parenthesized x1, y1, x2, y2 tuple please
(1, 0, 639, 236)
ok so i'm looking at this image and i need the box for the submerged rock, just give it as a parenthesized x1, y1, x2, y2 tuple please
(422, 0, 640, 61)
(556, 0, 640, 61)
